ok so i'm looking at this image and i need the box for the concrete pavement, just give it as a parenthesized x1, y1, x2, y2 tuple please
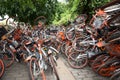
(1, 55, 109, 80)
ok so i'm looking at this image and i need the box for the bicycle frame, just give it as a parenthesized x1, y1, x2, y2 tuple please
(0, 56, 5, 78)
(24, 40, 47, 79)
(79, 36, 97, 46)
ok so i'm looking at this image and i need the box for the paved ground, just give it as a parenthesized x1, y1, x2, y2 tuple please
(1, 62, 55, 80)
(56, 57, 75, 80)
(1, 55, 109, 80)
(61, 55, 109, 80)
(1, 62, 30, 80)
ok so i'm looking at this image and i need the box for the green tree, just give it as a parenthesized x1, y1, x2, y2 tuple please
(0, 0, 58, 25)
(78, 0, 111, 18)
(53, 0, 81, 25)
(53, 0, 111, 25)
(0, 0, 112, 25)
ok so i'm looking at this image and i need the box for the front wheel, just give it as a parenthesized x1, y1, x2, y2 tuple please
(3, 49, 15, 68)
(65, 26, 76, 41)
(97, 58, 120, 77)
(91, 54, 110, 73)
(29, 57, 46, 80)
(0, 58, 5, 79)
(68, 51, 88, 69)
(72, 36, 91, 52)
(49, 55, 60, 80)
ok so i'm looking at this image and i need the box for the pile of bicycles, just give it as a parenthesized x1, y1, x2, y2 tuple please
(0, 0, 120, 80)
(57, 0, 120, 80)
(0, 16, 60, 80)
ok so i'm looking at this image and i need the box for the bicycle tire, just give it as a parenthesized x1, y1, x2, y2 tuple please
(0, 58, 5, 79)
(29, 57, 46, 80)
(65, 46, 74, 57)
(3, 48, 15, 68)
(91, 54, 110, 73)
(88, 52, 104, 67)
(97, 57, 119, 71)
(68, 51, 88, 69)
(65, 26, 76, 41)
(110, 68, 120, 80)
(60, 43, 66, 54)
(72, 37, 90, 52)
(49, 55, 60, 80)
(49, 46, 59, 61)
(34, 16, 46, 25)
(97, 58, 120, 77)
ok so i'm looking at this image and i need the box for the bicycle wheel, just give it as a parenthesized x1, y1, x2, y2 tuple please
(29, 57, 46, 80)
(0, 58, 5, 78)
(34, 16, 46, 25)
(65, 46, 74, 57)
(72, 36, 91, 52)
(60, 42, 72, 57)
(87, 52, 103, 67)
(49, 46, 59, 60)
(68, 51, 88, 69)
(91, 54, 110, 73)
(110, 68, 120, 80)
(65, 26, 76, 41)
(49, 55, 60, 80)
(60, 43, 66, 54)
(3, 48, 15, 68)
(97, 58, 120, 77)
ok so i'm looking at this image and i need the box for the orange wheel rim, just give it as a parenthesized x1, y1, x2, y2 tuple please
(99, 68, 111, 77)
(0, 59, 4, 77)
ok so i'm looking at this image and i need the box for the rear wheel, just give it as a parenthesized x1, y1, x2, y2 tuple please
(49, 55, 60, 80)
(65, 46, 73, 57)
(97, 58, 120, 77)
(65, 26, 75, 41)
(0, 58, 5, 78)
(72, 36, 91, 52)
(68, 51, 88, 69)
(88, 52, 104, 67)
(29, 57, 46, 80)
(60, 43, 66, 54)
(91, 54, 110, 73)
(3, 49, 15, 68)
